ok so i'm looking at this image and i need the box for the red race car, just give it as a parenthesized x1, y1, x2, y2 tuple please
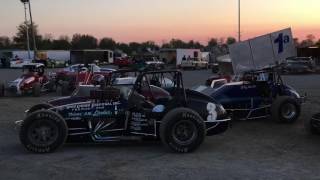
(50, 64, 116, 95)
(114, 57, 133, 68)
(0, 63, 55, 97)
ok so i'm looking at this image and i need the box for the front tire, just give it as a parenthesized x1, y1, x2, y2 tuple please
(160, 108, 206, 153)
(271, 96, 300, 123)
(19, 110, 68, 153)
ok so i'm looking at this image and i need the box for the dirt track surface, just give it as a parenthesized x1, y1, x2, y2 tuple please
(0, 68, 320, 180)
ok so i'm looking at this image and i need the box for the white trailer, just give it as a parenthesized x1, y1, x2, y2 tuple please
(176, 49, 208, 69)
(176, 49, 201, 65)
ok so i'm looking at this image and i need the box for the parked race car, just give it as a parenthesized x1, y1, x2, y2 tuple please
(114, 57, 133, 68)
(282, 57, 316, 74)
(16, 70, 230, 153)
(0, 63, 55, 97)
(51, 64, 116, 95)
(195, 67, 305, 122)
(180, 58, 208, 70)
(306, 113, 320, 134)
(144, 57, 165, 70)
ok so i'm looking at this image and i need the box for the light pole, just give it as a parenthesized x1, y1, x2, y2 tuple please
(21, 0, 31, 59)
(20, 0, 37, 60)
(238, 0, 241, 42)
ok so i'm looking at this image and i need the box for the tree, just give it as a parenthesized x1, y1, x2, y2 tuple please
(293, 38, 299, 47)
(13, 22, 41, 50)
(99, 37, 116, 50)
(71, 34, 98, 49)
(226, 37, 236, 45)
(0, 36, 12, 49)
(129, 42, 142, 54)
(207, 38, 218, 47)
(116, 43, 131, 55)
(299, 34, 316, 48)
(316, 39, 320, 48)
(140, 41, 159, 51)
(162, 39, 188, 49)
(52, 35, 71, 50)
(187, 40, 204, 49)
(38, 33, 53, 50)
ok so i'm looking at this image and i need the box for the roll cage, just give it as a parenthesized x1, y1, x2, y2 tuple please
(98, 70, 188, 107)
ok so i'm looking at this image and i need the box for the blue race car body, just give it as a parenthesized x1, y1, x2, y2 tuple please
(196, 68, 305, 121)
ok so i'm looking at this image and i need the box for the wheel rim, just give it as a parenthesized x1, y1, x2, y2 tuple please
(27, 119, 59, 146)
(281, 103, 296, 119)
(172, 120, 197, 146)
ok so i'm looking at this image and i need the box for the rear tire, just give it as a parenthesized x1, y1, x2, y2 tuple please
(19, 110, 68, 153)
(32, 83, 41, 97)
(271, 96, 300, 123)
(160, 108, 206, 153)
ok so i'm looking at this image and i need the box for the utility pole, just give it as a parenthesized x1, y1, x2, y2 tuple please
(28, 0, 37, 60)
(22, 1, 31, 59)
(238, 0, 241, 42)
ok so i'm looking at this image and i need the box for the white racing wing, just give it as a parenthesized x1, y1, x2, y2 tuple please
(229, 28, 297, 74)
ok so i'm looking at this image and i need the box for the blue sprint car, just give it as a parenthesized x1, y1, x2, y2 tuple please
(195, 68, 305, 122)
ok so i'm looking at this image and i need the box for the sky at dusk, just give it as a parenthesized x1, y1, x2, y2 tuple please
(1, 0, 319, 43)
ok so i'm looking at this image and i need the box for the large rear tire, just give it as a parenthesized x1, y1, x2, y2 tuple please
(160, 108, 206, 153)
(32, 83, 41, 97)
(19, 110, 68, 153)
(271, 96, 300, 123)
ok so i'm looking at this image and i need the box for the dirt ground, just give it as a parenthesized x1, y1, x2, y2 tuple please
(0, 68, 320, 180)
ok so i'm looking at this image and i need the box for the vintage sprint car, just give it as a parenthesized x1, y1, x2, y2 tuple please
(0, 63, 55, 97)
(50, 64, 116, 95)
(195, 68, 305, 122)
(16, 70, 230, 153)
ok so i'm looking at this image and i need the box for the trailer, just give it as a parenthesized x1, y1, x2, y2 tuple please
(70, 50, 114, 65)
(177, 49, 208, 69)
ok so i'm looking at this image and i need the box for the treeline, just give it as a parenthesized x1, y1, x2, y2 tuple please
(0, 22, 320, 55)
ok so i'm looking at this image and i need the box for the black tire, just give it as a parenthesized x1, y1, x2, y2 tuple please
(28, 103, 53, 115)
(306, 113, 320, 135)
(19, 110, 68, 153)
(46, 80, 56, 92)
(0, 82, 5, 97)
(61, 81, 70, 96)
(271, 96, 300, 123)
(160, 107, 206, 153)
(32, 83, 41, 97)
